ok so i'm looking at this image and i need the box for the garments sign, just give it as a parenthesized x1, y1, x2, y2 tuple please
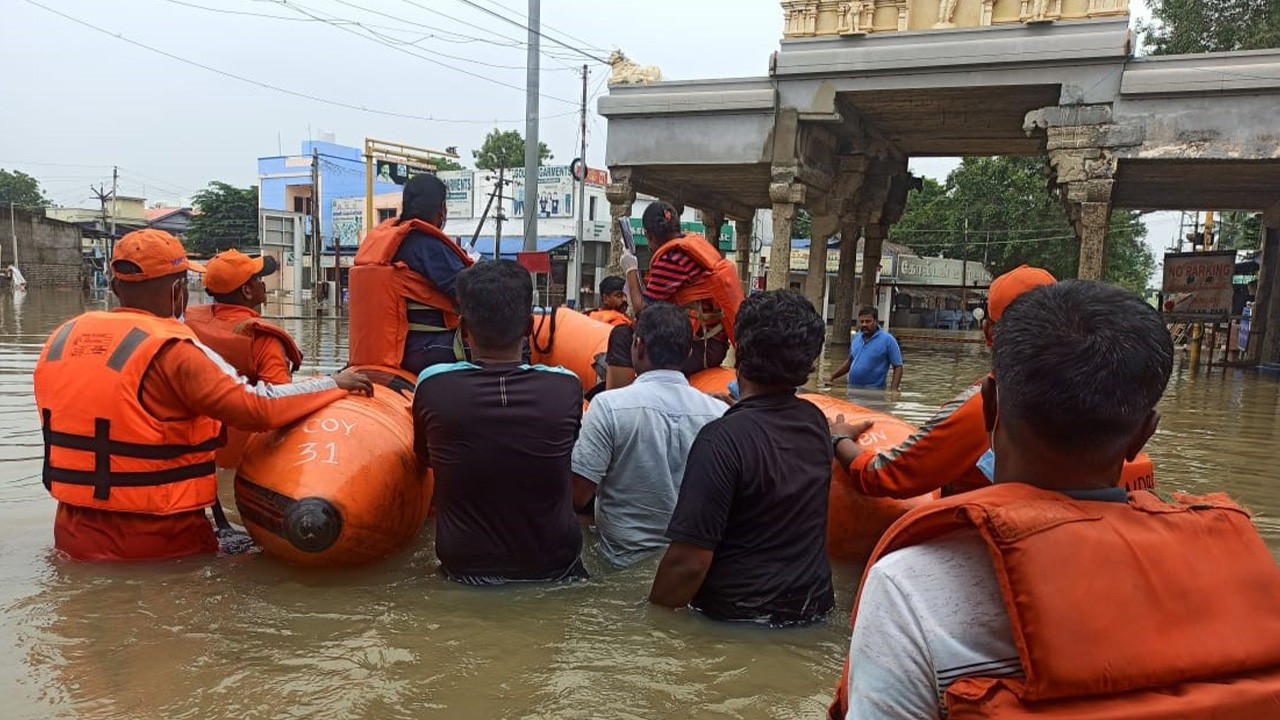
(374, 159, 431, 186)
(438, 170, 474, 219)
(1162, 251, 1235, 318)
(331, 198, 363, 247)
(484, 165, 576, 219)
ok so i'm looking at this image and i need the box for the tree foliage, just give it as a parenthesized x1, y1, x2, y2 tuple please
(1216, 211, 1263, 251)
(1140, 0, 1280, 55)
(792, 208, 812, 239)
(0, 169, 50, 209)
(472, 129, 552, 170)
(432, 156, 465, 172)
(892, 157, 1155, 293)
(186, 181, 259, 256)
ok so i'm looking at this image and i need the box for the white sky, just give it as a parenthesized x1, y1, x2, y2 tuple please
(1, 0, 1180, 263)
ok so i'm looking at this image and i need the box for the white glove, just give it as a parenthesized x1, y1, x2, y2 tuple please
(620, 249, 638, 275)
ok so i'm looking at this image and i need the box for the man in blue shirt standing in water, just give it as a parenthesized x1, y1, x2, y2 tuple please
(829, 306, 903, 390)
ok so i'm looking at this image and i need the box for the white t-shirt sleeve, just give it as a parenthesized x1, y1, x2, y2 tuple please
(846, 563, 941, 720)
(570, 397, 613, 484)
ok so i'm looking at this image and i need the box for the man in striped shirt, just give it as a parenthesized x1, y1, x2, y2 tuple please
(607, 202, 732, 389)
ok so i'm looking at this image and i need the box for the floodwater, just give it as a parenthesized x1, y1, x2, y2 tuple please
(1, 288, 1277, 720)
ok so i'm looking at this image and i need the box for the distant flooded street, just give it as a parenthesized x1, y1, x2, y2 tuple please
(1, 288, 1277, 719)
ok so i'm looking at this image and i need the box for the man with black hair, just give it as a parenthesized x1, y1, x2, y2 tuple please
(586, 275, 631, 327)
(834, 281, 1213, 720)
(349, 173, 474, 374)
(572, 303, 727, 567)
(830, 305, 903, 390)
(412, 259, 586, 585)
(650, 290, 834, 625)
(608, 201, 744, 389)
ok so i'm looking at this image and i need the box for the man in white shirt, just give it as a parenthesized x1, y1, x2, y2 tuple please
(843, 280, 1175, 719)
(571, 302, 727, 567)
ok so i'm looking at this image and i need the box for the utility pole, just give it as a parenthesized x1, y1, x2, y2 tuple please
(494, 167, 507, 261)
(109, 166, 118, 248)
(572, 64, 588, 306)
(522, 0, 541, 252)
(9, 201, 18, 270)
(310, 148, 322, 300)
(92, 182, 111, 264)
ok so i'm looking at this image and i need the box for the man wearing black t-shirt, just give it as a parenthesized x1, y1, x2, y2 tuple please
(412, 260, 586, 585)
(650, 290, 834, 625)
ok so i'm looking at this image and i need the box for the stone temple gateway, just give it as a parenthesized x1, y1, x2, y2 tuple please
(599, 0, 1280, 363)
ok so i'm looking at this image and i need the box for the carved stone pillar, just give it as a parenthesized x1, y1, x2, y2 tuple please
(1249, 217, 1280, 365)
(1034, 109, 1140, 282)
(769, 179, 806, 291)
(702, 209, 725, 257)
(832, 220, 860, 346)
(605, 169, 635, 275)
(735, 217, 754, 295)
(859, 223, 886, 309)
(806, 210, 839, 320)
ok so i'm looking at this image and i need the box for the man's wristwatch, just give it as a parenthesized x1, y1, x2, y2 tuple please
(831, 433, 854, 451)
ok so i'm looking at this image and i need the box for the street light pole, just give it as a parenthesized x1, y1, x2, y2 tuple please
(522, 0, 541, 253)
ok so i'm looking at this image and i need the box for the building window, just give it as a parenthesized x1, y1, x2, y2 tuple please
(378, 208, 396, 222)
(588, 196, 597, 221)
(293, 197, 313, 215)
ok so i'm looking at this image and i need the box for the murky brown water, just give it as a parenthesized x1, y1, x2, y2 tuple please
(1, 289, 1277, 719)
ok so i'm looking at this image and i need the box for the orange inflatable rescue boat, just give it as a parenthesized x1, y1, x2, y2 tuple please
(234, 367, 433, 566)
(530, 307, 612, 393)
(687, 367, 934, 563)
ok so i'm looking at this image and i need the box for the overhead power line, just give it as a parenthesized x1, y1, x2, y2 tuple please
(454, 0, 610, 65)
(21, 0, 575, 123)
(471, 0, 611, 54)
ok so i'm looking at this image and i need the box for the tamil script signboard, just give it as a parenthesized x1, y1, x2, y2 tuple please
(892, 255, 992, 286)
(1162, 251, 1235, 318)
(438, 170, 474, 219)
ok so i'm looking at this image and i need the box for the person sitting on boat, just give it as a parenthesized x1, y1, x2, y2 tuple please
(349, 173, 474, 375)
(830, 265, 1053, 499)
(33, 229, 372, 562)
(571, 303, 727, 568)
(412, 259, 587, 585)
(834, 280, 1280, 720)
(185, 249, 303, 472)
(608, 201, 744, 389)
(650, 290, 833, 625)
(585, 275, 631, 327)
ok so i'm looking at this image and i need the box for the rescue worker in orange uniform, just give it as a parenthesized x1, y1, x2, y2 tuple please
(185, 249, 303, 471)
(609, 201, 744, 389)
(348, 173, 475, 375)
(585, 275, 631, 327)
(33, 229, 372, 562)
(830, 265, 1154, 498)
(833, 280, 1280, 720)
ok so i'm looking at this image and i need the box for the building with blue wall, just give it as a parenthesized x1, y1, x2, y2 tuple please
(257, 140, 404, 251)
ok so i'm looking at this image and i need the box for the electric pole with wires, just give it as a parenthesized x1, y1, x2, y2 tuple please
(523, 0, 541, 253)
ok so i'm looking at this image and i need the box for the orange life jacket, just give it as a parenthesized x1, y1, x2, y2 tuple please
(830, 483, 1280, 719)
(348, 218, 474, 368)
(586, 308, 632, 327)
(33, 311, 221, 515)
(653, 234, 744, 343)
(184, 303, 303, 469)
(184, 303, 303, 382)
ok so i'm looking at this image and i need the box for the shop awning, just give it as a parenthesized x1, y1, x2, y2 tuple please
(468, 236, 573, 261)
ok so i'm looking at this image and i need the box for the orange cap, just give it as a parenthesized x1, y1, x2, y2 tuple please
(988, 265, 1056, 322)
(202, 249, 278, 294)
(111, 229, 204, 282)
